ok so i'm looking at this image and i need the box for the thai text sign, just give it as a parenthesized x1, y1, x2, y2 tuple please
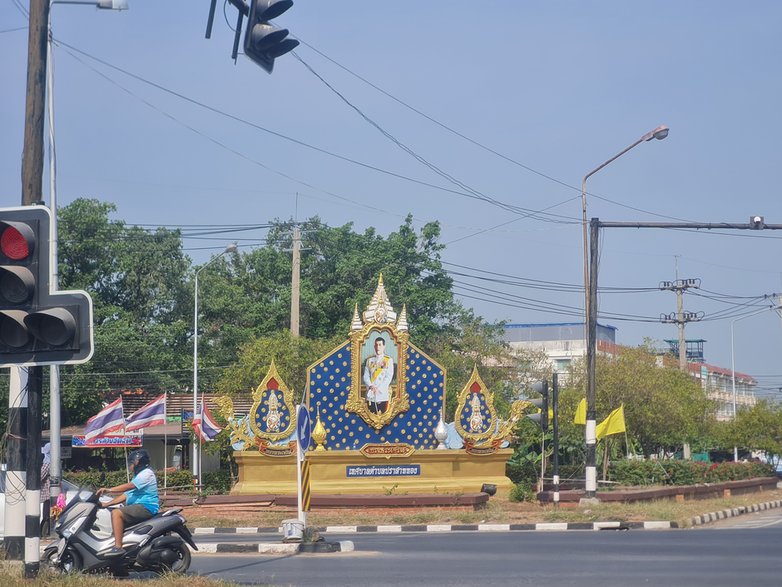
(346, 464, 421, 477)
(72, 435, 143, 448)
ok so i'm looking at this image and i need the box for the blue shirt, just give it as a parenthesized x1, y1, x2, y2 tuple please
(125, 467, 159, 514)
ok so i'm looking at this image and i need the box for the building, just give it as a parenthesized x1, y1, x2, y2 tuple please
(503, 323, 757, 419)
(503, 322, 619, 381)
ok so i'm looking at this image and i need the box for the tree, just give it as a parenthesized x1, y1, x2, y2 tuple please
(55, 199, 192, 423)
(566, 344, 714, 457)
(719, 400, 782, 461)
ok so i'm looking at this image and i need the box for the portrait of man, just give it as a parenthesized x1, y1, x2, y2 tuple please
(362, 335, 395, 414)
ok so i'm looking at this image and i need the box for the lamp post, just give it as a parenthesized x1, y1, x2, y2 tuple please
(46, 0, 128, 512)
(730, 305, 781, 461)
(581, 125, 668, 499)
(192, 243, 237, 486)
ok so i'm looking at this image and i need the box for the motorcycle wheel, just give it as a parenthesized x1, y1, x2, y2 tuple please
(158, 542, 191, 575)
(45, 546, 81, 574)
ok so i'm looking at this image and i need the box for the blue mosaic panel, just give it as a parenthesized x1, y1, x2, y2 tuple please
(458, 392, 493, 435)
(253, 389, 293, 434)
(307, 342, 444, 450)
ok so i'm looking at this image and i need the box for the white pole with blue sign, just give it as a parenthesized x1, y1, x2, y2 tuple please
(296, 404, 311, 525)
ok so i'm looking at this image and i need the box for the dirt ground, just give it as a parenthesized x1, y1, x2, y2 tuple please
(179, 486, 782, 528)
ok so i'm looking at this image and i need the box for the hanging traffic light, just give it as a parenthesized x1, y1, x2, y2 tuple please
(525, 380, 549, 432)
(0, 206, 93, 366)
(244, 0, 299, 73)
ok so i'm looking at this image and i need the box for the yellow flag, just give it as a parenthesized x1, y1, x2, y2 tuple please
(596, 405, 626, 440)
(573, 398, 586, 425)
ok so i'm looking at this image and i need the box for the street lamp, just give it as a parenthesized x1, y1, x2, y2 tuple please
(730, 305, 781, 461)
(581, 124, 668, 499)
(46, 0, 128, 510)
(192, 243, 238, 485)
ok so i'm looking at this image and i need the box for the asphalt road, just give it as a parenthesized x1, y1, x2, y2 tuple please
(189, 523, 782, 587)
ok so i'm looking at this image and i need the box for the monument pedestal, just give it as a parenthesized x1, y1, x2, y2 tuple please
(232, 448, 513, 495)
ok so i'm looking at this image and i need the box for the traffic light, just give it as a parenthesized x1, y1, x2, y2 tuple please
(525, 380, 549, 432)
(244, 0, 299, 73)
(0, 206, 93, 367)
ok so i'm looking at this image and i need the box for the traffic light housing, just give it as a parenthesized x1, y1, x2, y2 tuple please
(244, 0, 299, 73)
(525, 379, 549, 432)
(0, 206, 93, 367)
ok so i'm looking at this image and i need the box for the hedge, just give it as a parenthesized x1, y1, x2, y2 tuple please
(64, 469, 193, 491)
(608, 459, 774, 486)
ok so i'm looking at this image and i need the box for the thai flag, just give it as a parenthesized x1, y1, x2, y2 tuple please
(125, 394, 166, 432)
(84, 398, 125, 441)
(192, 400, 221, 442)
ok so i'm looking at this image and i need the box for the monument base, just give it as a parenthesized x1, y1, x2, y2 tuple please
(232, 448, 513, 495)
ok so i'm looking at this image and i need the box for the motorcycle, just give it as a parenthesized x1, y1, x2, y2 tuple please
(43, 488, 197, 576)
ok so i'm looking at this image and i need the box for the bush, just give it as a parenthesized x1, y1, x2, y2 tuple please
(202, 469, 233, 494)
(65, 468, 193, 490)
(608, 459, 775, 486)
(509, 480, 536, 503)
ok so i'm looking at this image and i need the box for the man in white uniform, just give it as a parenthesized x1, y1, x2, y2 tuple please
(363, 337, 394, 414)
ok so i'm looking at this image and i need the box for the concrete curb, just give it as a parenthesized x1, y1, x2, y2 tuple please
(193, 541, 354, 554)
(685, 498, 782, 527)
(193, 521, 677, 535)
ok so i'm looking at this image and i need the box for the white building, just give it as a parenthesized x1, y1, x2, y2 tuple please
(503, 323, 756, 418)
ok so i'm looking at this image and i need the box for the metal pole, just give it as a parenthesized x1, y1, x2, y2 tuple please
(730, 319, 738, 462)
(290, 225, 300, 337)
(192, 244, 236, 486)
(579, 126, 668, 500)
(585, 218, 599, 499)
(192, 270, 199, 484)
(552, 372, 560, 508)
(46, 18, 63, 522)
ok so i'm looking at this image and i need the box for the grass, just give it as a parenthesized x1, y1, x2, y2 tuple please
(0, 564, 246, 587)
(179, 486, 782, 529)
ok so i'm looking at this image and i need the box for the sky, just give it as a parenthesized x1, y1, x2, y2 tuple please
(1, 1, 781, 395)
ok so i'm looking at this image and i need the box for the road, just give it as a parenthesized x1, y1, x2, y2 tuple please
(189, 519, 782, 586)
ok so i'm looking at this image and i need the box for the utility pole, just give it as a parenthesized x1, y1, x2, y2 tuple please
(290, 224, 301, 337)
(10, 0, 50, 576)
(659, 279, 703, 371)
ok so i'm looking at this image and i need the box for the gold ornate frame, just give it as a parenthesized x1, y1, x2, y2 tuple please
(346, 323, 409, 430)
(248, 360, 296, 442)
(453, 366, 499, 444)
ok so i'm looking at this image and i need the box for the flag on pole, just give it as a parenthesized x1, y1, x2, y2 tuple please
(573, 398, 587, 425)
(125, 394, 167, 432)
(84, 398, 125, 441)
(192, 400, 222, 442)
(596, 405, 626, 440)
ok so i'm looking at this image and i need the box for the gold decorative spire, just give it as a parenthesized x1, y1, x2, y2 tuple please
(312, 403, 327, 451)
(362, 274, 397, 325)
(351, 303, 363, 331)
(396, 304, 408, 332)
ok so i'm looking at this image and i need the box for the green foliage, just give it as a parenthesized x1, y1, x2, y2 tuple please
(509, 481, 537, 502)
(202, 469, 233, 494)
(714, 400, 782, 458)
(609, 459, 774, 486)
(217, 330, 343, 403)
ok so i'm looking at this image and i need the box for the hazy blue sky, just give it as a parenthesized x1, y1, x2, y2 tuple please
(2, 1, 781, 394)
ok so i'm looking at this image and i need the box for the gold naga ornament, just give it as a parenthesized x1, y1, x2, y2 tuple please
(214, 360, 298, 454)
(453, 366, 529, 453)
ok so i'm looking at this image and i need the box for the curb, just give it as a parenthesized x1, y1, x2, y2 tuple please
(193, 521, 677, 534)
(686, 498, 782, 527)
(194, 541, 354, 554)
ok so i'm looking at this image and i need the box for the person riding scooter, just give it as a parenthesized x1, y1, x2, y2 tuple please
(96, 449, 159, 557)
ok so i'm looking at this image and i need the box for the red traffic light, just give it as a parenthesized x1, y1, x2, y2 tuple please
(0, 222, 34, 261)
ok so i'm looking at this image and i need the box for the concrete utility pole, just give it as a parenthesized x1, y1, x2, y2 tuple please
(290, 225, 301, 337)
(659, 279, 702, 371)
